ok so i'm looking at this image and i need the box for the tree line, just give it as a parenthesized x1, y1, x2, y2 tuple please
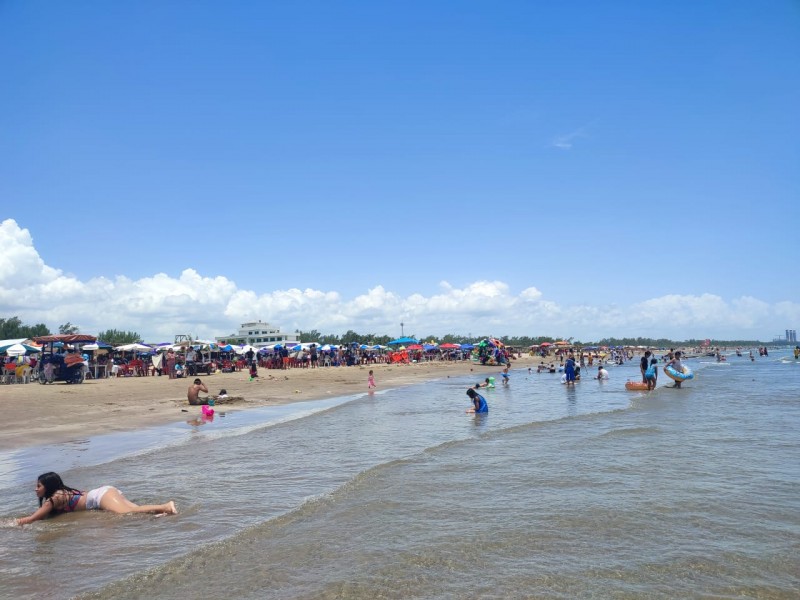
(0, 316, 142, 347)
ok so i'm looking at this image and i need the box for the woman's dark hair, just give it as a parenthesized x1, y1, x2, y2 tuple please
(466, 388, 477, 398)
(37, 472, 81, 508)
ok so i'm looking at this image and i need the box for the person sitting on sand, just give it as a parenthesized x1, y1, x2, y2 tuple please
(15, 472, 176, 525)
(466, 388, 488, 414)
(188, 378, 209, 404)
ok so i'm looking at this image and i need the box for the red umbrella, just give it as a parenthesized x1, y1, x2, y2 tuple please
(439, 343, 461, 349)
(407, 344, 424, 350)
(540, 342, 552, 347)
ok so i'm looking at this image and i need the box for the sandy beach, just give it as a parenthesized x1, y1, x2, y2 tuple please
(0, 356, 537, 451)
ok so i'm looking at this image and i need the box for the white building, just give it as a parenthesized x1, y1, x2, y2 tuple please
(215, 321, 300, 349)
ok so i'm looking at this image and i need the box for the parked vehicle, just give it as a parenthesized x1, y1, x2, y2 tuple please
(33, 334, 97, 384)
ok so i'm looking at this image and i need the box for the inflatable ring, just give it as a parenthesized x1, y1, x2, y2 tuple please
(625, 381, 649, 391)
(665, 365, 694, 382)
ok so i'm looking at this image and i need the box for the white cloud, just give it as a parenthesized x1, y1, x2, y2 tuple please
(0, 219, 796, 342)
(551, 127, 587, 150)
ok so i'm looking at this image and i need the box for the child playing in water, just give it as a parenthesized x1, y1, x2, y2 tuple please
(466, 388, 488, 413)
(645, 358, 658, 390)
(368, 369, 376, 389)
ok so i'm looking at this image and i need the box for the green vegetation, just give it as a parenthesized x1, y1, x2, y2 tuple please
(58, 322, 80, 334)
(95, 329, 143, 346)
(0, 317, 50, 339)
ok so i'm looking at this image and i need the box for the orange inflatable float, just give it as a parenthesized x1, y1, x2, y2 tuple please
(625, 381, 649, 391)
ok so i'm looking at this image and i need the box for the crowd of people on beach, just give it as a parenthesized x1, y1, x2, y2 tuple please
(14, 341, 792, 527)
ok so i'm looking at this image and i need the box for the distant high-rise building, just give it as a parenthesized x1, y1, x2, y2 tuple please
(787, 329, 797, 343)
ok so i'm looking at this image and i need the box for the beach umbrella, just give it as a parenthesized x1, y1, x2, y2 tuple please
(422, 344, 437, 351)
(439, 343, 460, 349)
(540, 342, 552, 347)
(3, 343, 40, 356)
(460, 343, 474, 349)
(114, 343, 152, 352)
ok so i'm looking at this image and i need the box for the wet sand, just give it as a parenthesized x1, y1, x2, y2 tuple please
(0, 356, 537, 450)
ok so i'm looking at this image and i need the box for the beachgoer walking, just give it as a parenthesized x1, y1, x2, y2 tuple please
(166, 349, 176, 380)
(368, 369, 376, 389)
(15, 472, 176, 525)
(664, 351, 684, 388)
(501, 366, 510, 386)
(310, 344, 318, 369)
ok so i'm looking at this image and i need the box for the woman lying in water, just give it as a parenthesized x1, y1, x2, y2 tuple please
(15, 472, 177, 525)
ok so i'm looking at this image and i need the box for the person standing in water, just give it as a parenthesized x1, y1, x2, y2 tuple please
(640, 350, 652, 383)
(368, 369, 376, 389)
(16, 472, 176, 525)
(645, 358, 658, 390)
(564, 353, 576, 386)
(664, 351, 685, 388)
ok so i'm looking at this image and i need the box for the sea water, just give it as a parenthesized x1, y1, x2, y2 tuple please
(1, 352, 798, 599)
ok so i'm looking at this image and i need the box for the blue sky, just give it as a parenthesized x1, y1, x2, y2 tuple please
(1, 1, 798, 342)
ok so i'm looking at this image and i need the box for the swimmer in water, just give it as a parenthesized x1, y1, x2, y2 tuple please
(15, 472, 177, 525)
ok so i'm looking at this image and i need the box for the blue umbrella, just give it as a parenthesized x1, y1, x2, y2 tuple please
(460, 343, 474, 350)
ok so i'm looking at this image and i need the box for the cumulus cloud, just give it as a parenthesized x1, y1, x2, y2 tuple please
(0, 219, 795, 342)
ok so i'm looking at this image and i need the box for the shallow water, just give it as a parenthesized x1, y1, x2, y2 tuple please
(1, 353, 798, 599)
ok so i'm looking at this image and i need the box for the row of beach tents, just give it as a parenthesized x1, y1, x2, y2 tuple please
(1, 336, 500, 357)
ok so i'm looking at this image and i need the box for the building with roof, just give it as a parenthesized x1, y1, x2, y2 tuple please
(215, 321, 300, 349)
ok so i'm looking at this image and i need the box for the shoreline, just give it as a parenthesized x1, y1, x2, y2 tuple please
(0, 356, 538, 451)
